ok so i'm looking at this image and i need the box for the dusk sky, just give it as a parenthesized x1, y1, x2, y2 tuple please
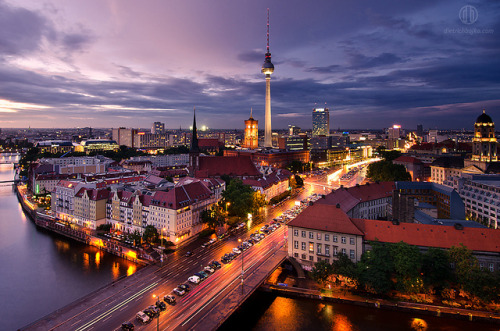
(0, 0, 499, 130)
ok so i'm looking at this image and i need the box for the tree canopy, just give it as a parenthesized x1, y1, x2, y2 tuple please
(366, 160, 411, 182)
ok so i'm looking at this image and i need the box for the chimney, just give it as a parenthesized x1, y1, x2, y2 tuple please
(336, 203, 341, 208)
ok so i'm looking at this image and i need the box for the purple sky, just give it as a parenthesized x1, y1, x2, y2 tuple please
(0, 0, 499, 130)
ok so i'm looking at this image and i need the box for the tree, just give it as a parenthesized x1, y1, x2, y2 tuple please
(356, 241, 394, 294)
(294, 174, 304, 187)
(251, 191, 267, 213)
(421, 247, 451, 291)
(380, 150, 402, 162)
(221, 179, 255, 217)
(390, 241, 423, 293)
(201, 205, 225, 230)
(311, 260, 334, 284)
(286, 160, 307, 173)
(448, 244, 479, 286)
(142, 225, 159, 244)
(332, 253, 357, 282)
(367, 161, 411, 182)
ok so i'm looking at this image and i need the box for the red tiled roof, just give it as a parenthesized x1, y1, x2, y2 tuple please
(198, 138, 223, 148)
(318, 182, 395, 212)
(288, 204, 364, 236)
(394, 156, 423, 164)
(197, 156, 261, 177)
(75, 188, 109, 200)
(150, 181, 212, 209)
(354, 219, 500, 253)
(243, 169, 292, 189)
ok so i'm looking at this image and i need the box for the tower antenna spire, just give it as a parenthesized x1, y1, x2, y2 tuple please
(266, 8, 270, 54)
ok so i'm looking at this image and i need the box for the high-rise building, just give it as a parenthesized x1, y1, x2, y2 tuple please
(312, 108, 330, 136)
(416, 124, 423, 137)
(388, 124, 402, 140)
(262, 9, 274, 148)
(152, 122, 165, 134)
(112, 127, 137, 147)
(288, 125, 301, 135)
(243, 109, 258, 149)
(472, 109, 497, 162)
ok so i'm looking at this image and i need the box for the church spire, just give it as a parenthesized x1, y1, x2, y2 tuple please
(190, 107, 200, 153)
(249, 107, 254, 120)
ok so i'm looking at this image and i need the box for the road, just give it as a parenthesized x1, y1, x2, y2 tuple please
(30, 178, 323, 331)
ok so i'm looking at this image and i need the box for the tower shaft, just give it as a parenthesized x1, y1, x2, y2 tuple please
(264, 76, 272, 147)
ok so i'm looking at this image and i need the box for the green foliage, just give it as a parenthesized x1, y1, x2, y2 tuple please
(366, 160, 411, 182)
(269, 190, 291, 205)
(332, 253, 357, 280)
(96, 223, 112, 232)
(142, 225, 159, 244)
(390, 242, 423, 293)
(448, 244, 479, 286)
(380, 150, 402, 162)
(286, 160, 306, 173)
(221, 179, 255, 217)
(161, 145, 190, 154)
(198, 228, 215, 238)
(421, 247, 451, 290)
(294, 174, 304, 187)
(356, 241, 395, 294)
(201, 205, 225, 230)
(311, 260, 334, 283)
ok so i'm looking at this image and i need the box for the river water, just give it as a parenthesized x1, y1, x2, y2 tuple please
(0, 155, 137, 331)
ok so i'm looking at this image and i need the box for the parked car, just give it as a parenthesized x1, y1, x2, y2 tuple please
(173, 287, 186, 296)
(156, 301, 167, 311)
(209, 260, 222, 269)
(179, 283, 191, 292)
(232, 247, 241, 254)
(196, 271, 209, 280)
(185, 251, 193, 257)
(136, 311, 150, 324)
(188, 275, 200, 284)
(164, 295, 176, 304)
(121, 322, 135, 330)
(204, 266, 215, 273)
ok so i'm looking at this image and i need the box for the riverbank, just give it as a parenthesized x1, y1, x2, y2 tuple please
(14, 183, 149, 266)
(262, 266, 500, 326)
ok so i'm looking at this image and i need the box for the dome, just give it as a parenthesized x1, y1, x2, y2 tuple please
(476, 110, 494, 124)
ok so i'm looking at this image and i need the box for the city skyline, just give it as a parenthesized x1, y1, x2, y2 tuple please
(0, 1, 499, 130)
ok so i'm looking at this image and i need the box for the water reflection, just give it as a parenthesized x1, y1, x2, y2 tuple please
(95, 252, 101, 269)
(127, 265, 137, 276)
(112, 262, 120, 280)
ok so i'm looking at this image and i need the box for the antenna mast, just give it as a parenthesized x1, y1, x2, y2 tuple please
(266, 8, 270, 53)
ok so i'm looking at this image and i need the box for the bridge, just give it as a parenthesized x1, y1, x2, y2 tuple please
(20, 189, 308, 331)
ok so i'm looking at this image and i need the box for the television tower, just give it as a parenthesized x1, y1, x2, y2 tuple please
(262, 8, 274, 148)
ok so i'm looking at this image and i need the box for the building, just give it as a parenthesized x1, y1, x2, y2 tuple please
(394, 181, 465, 220)
(262, 9, 274, 148)
(354, 219, 500, 271)
(430, 156, 465, 184)
(288, 125, 301, 135)
(312, 108, 330, 136)
(152, 122, 165, 134)
(388, 125, 402, 140)
(317, 182, 395, 219)
(288, 203, 364, 269)
(446, 174, 500, 229)
(224, 149, 310, 169)
(75, 139, 119, 153)
(417, 124, 423, 137)
(393, 155, 429, 181)
(243, 169, 292, 201)
(112, 128, 136, 147)
(243, 109, 258, 149)
(472, 109, 497, 163)
(35, 140, 74, 154)
(73, 188, 110, 229)
(133, 132, 170, 150)
(130, 154, 189, 167)
(278, 134, 308, 151)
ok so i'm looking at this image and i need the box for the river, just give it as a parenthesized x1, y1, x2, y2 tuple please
(0, 155, 138, 331)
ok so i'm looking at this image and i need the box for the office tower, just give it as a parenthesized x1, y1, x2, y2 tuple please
(152, 122, 165, 134)
(312, 108, 330, 136)
(262, 9, 274, 148)
(243, 109, 258, 149)
(416, 124, 423, 137)
(388, 125, 402, 140)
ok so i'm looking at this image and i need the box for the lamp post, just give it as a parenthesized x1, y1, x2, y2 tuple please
(238, 238, 244, 294)
(152, 294, 160, 331)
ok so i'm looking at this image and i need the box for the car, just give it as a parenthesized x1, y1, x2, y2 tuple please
(204, 266, 215, 273)
(173, 287, 186, 296)
(136, 311, 150, 324)
(147, 305, 160, 316)
(210, 260, 222, 269)
(233, 247, 241, 254)
(121, 322, 135, 330)
(179, 283, 191, 292)
(197, 271, 209, 280)
(164, 294, 176, 304)
(143, 308, 157, 318)
(209, 238, 217, 244)
(201, 242, 209, 248)
(156, 301, 167, 311)
(188, 275, 200, 284)
(185, 251, 193, 257)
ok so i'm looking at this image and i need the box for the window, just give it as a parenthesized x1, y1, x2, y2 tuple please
(350, 237, 355, 245)
(342, 248, 346, 255)
(489, 263, 494, 272)
(294, 241, 298, 249)
(341, 236, 346, 244)
(333, 236, 338, 243)
(317, 233, 321, 240)
(309, 255, 314, 261)
(301, 231, 306, 238)
(333, 247, 338, 256)
(309, 242, 314, 253)
(294, 229, 298, 236)
(450, 262, 455, 269)
(317, 243, 322, 254)
(302, 254, 306, 260)
(294, 252, 298, 258)
(350, 249, 355, 260)
(309, 232, 314, 239)
(325, 245, 330, 256)
(479, 263, 484, 270)
(301, 242, 306, 251)
(325, 234, 330, 241)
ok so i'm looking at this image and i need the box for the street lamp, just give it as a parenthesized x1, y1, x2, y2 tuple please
(152, 294, 160, 331)
(225, 202, 230, 214)
(238, 238, 244, 294)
